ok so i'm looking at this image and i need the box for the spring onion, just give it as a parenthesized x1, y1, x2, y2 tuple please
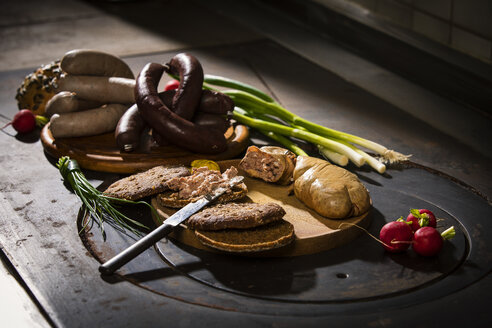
(233, 110, 366, 166)
(317, 145, 349, 167)
(57, 156, 154, 239)
(201, 74, 410, 172)
(227, 90, 409, 162)
(234, 107, 307, 156)
(204, 74, 275, 102)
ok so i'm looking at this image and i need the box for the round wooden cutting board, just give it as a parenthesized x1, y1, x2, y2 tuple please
(40, 124, 249, 173)
(152, 159, 372, 257)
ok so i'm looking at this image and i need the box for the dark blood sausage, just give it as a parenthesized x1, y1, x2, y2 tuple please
(117, 89, 231, 152)
(159, 89, 233, 115)
(115, 104, 145, 152)
(151, 130, 169, 147)
(159, 89, 231, 133)
(198, 89, 234, 115)
(158, 89, 175, 107)
(165, 53, 203, 121)
(192, 112, 230, 134)
(115, 92, 173, 153)
(135, 62, 227, 154)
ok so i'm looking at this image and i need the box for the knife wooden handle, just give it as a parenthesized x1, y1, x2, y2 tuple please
(99, 223, 174, 275)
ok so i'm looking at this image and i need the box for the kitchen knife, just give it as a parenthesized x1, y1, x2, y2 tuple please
(99, 175, 244, 275)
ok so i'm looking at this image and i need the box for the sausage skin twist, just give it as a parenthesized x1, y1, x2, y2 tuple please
(165, 53, 203, 121)
(115, 104, 145, 152)
(115, 89, 231, 152)
(135, 62, 227, 154)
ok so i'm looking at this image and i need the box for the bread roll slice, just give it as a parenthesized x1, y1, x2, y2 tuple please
(195, 220, 295, 253)
(187, 202, 285, 231)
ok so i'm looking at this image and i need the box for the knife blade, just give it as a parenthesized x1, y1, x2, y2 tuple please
(99, 175, 244, 275)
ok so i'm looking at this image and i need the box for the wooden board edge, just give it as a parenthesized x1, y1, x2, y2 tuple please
(151, 198, 372, 258)
(40, 124, 250, 173)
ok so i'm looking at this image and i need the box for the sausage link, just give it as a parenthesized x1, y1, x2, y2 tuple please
(61, 49, 134, 79)
(159, 89, 230, 132)
(198, 89, 234, 115)
(192, 112, 230, 134)
(151, 130, 169, 147)
(159, 89, 233, 115)
(49, 104, 127, 138)
(165, 53, 203, 121)
(115, 104, 146, 152)
(116, 89, 230, 152)
(56, 75, 135, 104)
(45, 91, 103, 117)
(158, 89, 175, 107)
(113, 90, 174, 153)
(135, 63, 227, 154)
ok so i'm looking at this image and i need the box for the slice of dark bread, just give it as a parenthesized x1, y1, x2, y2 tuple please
(103, 165, 190, 201)
(156, 182, 248, 209)
(194, 220, 295, 253)
(186, 202, 285, 231)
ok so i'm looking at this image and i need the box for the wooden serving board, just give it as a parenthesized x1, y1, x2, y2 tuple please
(40, 124, 249, 173)
(152, 160, 372, 257)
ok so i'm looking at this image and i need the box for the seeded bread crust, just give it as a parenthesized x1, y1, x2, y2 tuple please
(194, 220, 295, 253)
(187, 202, 286, 231)
(103, 165, 190, 201)
(156, 182, 248, 209)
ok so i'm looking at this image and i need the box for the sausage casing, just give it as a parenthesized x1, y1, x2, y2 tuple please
(135, 62, 227, 154)
(165, 53, 203, 121)
(198, 89, 234, 115)
(49, 103, 127, 138)
(115, 104, 146, 152)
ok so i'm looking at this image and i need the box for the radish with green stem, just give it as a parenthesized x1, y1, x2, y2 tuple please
(412, 226, 455, 257)
(379, 221, 414, 253)
(1, 109, 48, 134)
(406, 209, 437, 232)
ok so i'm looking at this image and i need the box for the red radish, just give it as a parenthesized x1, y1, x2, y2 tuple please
(379, 221, 414, 253)
(1, 109, 48, 134)
(164, 79, 180, 91)
(406, 208, 436, 232)
(412, 226, 455, 257)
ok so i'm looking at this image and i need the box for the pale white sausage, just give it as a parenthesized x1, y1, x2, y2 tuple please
(61, 49, 134, 79)
(49, 103, 127, 138)
(45, 91, 102, 117)
(56, 75, 135, 104)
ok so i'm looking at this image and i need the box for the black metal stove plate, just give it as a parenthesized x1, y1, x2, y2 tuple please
(83, 163, 490, 316)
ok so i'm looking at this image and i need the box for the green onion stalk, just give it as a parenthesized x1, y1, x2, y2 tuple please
(232, 110, 366, 166)
(57, 156, 155, 239)
(231, 97, 366, 167)
(234, 105, 351, 167)
(317, 145, 349, 167)
(204, 74, 275, 102)
(227, 90, 409, 162)
(203, 74, 410, 173)
(233, 107, 307, 156)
